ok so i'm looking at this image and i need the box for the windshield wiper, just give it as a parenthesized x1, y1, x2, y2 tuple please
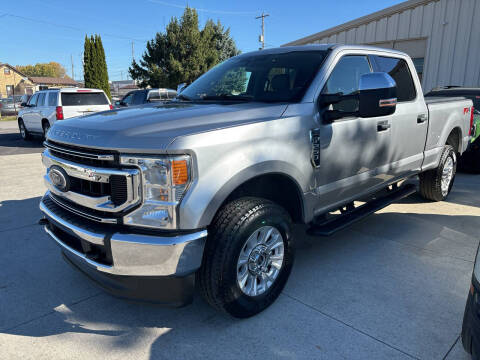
(201, 94, 253, 102)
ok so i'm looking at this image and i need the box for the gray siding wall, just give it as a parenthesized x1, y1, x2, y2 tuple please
(294, 0, 480, 92)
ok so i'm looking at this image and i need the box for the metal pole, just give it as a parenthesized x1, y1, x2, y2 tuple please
(71, 54, 74, 79)
(255, 13, 270, 50)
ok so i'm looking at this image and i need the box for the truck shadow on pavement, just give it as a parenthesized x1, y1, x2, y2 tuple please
(1, 194, 479, 359)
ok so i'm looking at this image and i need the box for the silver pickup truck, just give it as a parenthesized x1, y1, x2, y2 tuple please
(39, 45, 474, 318)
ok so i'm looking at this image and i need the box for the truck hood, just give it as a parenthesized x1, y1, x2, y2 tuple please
(47, 102, 288, 152)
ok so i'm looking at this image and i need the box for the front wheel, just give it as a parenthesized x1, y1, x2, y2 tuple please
(419, 144, 457, 201)
(197, 197, 294, 318)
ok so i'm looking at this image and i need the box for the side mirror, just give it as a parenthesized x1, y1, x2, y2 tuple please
(20, 102, 27, 107)
(120, 101, 127, 107)
(177, 83, 187, 93)
(319, 72, 397, 122)
(358, 72, 397, 118)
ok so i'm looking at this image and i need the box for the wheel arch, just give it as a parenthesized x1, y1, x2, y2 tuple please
(446, 126, 462, 154)
(41, 118, 50, 128)
(195, 163, 307, 228)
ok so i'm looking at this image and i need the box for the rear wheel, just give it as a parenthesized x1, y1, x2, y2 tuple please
(18, 119, 31, 141)
(419, 144, 457, 201)
(42, 121, 50, 139)
(197, 197, 294, 318)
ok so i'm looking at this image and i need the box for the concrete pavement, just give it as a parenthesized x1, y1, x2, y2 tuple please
(0, 123, 479, 359)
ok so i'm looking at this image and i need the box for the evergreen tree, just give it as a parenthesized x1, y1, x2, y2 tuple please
(129, 7, 240, 89)
(83, 34, 110, 98)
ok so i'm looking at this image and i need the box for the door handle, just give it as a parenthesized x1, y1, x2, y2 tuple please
(377, 121, 391, 132)
(417, 114, 427, 123)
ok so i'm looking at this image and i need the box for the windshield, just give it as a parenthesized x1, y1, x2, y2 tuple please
(180, 50, 327, 103)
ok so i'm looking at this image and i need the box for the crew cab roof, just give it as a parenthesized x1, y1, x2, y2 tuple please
(240, 44, 409, 58)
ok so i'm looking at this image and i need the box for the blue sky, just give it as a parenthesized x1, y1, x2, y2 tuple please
(1, 0, 404, 81)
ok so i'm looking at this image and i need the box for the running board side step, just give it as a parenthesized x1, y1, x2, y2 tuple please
(307, 183, 417, 237)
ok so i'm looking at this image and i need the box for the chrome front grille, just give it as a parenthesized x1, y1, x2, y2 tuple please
(42, 148, 141, 223)
(44, 141, 116, 168)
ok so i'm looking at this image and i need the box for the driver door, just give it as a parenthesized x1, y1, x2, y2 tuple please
(23, 93, 38, 130)
(314, 54, 392, 212)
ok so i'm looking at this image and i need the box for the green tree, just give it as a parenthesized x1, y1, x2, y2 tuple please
(16, 62, 67, 78)
(83, 34, 110, 98)
(129, 7, 240, 89)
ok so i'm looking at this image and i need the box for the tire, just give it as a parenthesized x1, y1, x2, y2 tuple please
(42, 121, 50, 139)
(419, 144, 457, 201)
(197, 197, 294, 318)
(18, 119, 31, 141)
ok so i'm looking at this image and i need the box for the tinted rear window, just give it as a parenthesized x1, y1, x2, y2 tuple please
(61, 92, 108, 106)
(371, 56, 417, 102)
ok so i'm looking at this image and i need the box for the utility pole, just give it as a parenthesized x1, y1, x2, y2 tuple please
(71, 54, 74, 79)
(131, 41, 135, 63)
(255, 12, 269, 50)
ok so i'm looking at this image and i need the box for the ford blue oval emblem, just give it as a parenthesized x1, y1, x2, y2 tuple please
(49, 165, 70, 192)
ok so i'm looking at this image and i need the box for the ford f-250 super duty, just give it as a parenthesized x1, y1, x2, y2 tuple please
(39, 45, 474, 318)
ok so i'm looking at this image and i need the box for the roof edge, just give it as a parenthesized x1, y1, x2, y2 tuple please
(282, 0, 436, 46)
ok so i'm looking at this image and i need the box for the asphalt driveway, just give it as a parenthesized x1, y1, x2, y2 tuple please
(0, 120, 44, 156)
(0, 121, 478, 359)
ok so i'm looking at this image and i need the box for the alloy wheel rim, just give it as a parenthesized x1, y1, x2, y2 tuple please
(20, 123, 25, 138)
(441, 156, 454, 196)
(236, 226, 285, 297)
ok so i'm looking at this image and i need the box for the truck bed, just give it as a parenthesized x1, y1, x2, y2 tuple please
(422, 96, 472, 171)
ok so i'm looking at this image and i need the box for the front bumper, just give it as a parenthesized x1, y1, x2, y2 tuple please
(462, 276, 480, 357)
(40, 193, 207, 305)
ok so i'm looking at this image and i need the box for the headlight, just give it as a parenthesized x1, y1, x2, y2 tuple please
(120, 155, 191, 229)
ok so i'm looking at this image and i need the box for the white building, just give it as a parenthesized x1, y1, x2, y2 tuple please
(283, 0, 480, 92)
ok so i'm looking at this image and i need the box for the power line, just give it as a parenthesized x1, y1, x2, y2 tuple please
(1, 13, 149, 42)
(147, 0, 257, 15)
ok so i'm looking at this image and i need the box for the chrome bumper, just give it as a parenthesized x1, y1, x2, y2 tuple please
(40, 196, 207, 277)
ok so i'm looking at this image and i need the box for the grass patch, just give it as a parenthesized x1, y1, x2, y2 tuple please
(0, 116, 16, 121)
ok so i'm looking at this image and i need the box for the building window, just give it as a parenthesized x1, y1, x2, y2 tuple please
(412, 58, 424, 82)
(4, 67, 10, 75)
(6, 85, 13, 96)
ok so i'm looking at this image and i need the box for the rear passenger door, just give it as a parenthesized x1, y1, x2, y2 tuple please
(32, 92, 46, 132)
(370, 55, 428, 177)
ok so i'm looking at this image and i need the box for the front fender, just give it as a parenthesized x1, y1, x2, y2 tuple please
(169, 116, 314, 230)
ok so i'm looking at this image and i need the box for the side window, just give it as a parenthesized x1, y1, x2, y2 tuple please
(47, 92, 58, 106)
(133, 91, 145, 105)
(37, 93, 46, 106)
(122, 93, 134, 105)
(322, 55, 371, 112)
(148, 91, 160, 101)
(29, 93, 38, 107)
(371, 56, 416, 102)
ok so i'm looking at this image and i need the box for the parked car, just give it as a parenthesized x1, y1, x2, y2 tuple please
(0, 95, 23, 116)
(39, 45, 473, 318)
(462, 242, 480, 358)
(17, 88, 112, 140)
(425, 87, 480, 172)
(114, 88, 177, 108)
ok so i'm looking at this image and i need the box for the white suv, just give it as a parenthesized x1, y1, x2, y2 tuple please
(17, 88, 112, 140)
